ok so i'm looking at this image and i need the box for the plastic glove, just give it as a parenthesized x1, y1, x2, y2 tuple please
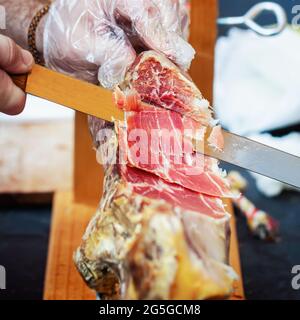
(43, 0, 194, 88)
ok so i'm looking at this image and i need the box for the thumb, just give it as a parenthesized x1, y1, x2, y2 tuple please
(0, 35, 34, 74)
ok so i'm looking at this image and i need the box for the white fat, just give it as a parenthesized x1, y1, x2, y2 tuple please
(182, 211, 229, 263)
(131, 71, 139, 81)
(193, 98, 210, 109)
(96, 238, 117, 257)
(145, 214, 180, 299)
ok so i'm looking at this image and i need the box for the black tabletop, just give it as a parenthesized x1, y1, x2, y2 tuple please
(226, 166, 300, 300)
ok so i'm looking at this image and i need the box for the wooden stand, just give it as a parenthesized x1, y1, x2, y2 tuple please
(44, 0, 245, 300)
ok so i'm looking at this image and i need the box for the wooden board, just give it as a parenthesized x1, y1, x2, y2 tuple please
(0, 120, 73, 195)
(227, 200, 245, 300)
(44, 192, 244, 300)
(190, 0, 218, 102)
(44, 192, 96, 300)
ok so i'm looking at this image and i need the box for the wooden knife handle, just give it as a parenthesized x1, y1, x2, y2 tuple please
(11, 73, 29, 92)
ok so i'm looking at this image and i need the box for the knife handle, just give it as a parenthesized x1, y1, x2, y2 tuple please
(11, 73, 29, 92)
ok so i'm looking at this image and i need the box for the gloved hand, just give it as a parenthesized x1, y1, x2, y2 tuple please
(43, 0, 194, 88)
(0, 35, 34, 115)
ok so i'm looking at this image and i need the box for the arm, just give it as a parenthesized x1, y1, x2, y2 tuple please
(0, 0, 48, 53)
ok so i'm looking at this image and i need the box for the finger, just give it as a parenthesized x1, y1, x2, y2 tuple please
(0, 69, 26, 115)
(0, 35, 34, 74)
(95, 20, 136, 88)
(116, 0, 195, 70)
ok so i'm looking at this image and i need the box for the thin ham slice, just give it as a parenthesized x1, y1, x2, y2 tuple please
(121, 165, 231, 263)
(121, 165, 227, 219)
(117, 110, 233, 198)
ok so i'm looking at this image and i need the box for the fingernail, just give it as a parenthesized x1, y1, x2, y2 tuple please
(21, 49, 34, 67)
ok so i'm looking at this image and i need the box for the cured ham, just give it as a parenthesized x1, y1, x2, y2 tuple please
(122, 166, 226, 219)
(75, 125, 234, 299)
(122, 166, 231, 263)
(74, 50, 236, 300)
(118, 51, 213, 125)
(117, 110, 232, 197)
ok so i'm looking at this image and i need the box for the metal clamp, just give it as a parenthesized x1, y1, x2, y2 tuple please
(217, 2, 287, 36)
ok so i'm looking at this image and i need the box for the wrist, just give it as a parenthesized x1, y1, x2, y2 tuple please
(28, 3, 50, 64)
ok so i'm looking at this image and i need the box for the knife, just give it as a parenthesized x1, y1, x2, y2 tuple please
(11, 64, 300, 189)
(12, 64, 123, 122)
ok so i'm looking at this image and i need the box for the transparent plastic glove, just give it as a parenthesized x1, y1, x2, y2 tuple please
(43, 0, 194, 88)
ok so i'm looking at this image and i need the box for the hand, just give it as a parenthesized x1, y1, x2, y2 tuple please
(0, 35, 34, 115)
(43, 0, 194, 88)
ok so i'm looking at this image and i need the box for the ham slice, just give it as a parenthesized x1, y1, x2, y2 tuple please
(121, 165, 227, 219)
(122, 165, 231, 263)
(117, 110, 232, 198)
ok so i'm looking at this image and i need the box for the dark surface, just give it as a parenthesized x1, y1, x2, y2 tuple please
(0, 206, 51, 300)
(224, 166, 300, 300)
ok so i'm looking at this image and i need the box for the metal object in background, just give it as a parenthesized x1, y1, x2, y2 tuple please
(217, 2, 287, 36)
(205, 130, 300, 190)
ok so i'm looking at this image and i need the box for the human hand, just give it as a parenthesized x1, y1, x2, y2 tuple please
(0, 35, 34, 115)
(43, 0, 194, 88)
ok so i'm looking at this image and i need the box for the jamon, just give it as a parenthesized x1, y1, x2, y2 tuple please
(75, 185, 234, 299)
(122, 166, 226, 219)
(75, 127, 234, 299)
(118, 110, 232, 197)
(122, 166, 231, 263)
(128, 208, 235, 300)
(118, 51, 213, 125)
(74, 50, 236, 300)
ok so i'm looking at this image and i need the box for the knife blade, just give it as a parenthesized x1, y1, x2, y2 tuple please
(11, 65, 300, 188)
(204, 131, 300, 189)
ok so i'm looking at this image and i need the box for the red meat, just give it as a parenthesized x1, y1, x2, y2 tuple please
(117, 109, 232, 198)
(119, 51, 213, 125)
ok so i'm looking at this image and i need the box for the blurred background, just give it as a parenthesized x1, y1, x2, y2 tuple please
(0, 0, 300, 299)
